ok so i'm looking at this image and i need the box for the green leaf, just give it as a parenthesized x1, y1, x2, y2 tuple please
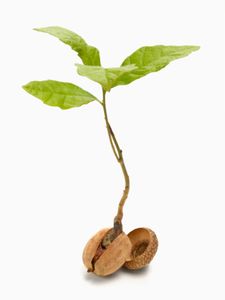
(121, 45, 200, 84)
(22, 80, 98, 109)
(34, 26, 101, 66)
(76, 64, 137, 91)
(76, 46, 199, 90)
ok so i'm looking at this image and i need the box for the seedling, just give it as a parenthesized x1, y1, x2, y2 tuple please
(23, 26, 199, 276)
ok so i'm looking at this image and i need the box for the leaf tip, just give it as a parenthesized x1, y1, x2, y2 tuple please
(22, 83, 29, 92)
(33, 27, 48, 33)
(193, 45, 200, 51)
(33, 27, 41, 32)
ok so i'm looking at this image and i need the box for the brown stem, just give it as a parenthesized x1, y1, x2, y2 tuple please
(102, 89, 130, 230)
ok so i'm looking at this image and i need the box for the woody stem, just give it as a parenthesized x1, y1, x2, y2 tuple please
(102, 89, 130, 232)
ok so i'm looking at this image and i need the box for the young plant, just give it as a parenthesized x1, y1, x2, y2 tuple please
(23, 26, 199, 277)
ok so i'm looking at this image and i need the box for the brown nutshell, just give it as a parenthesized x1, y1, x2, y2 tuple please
(123, 227, 158, 270)
(82, 228, 132, 276)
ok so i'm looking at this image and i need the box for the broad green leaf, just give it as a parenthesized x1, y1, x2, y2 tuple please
(34, 26, 101, 66)
(76, 64, 137, 91)
(120, 45, 200, 85)
(23, 80, 98, 109)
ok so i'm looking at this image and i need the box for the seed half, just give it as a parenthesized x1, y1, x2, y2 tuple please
(82, 228, 109, 272)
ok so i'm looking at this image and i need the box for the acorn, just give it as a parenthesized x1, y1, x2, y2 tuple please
(82, 228, 132, 276)
(123, 227, 158, 270)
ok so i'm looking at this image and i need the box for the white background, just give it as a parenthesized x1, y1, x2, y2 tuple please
(0, 0, 225, 299)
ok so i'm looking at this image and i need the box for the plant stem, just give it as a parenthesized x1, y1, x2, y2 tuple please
(102, 89, 130, 231)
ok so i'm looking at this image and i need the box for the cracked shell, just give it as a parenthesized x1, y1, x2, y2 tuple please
(82, 228, 132, 276)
